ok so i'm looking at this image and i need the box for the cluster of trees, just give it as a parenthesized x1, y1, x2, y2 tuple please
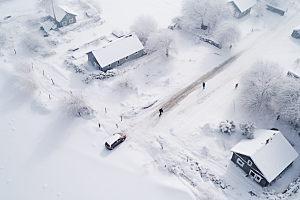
(240, 60, 300, 127)
(177, 0, 241, 48)
(130, 14, 177, 57)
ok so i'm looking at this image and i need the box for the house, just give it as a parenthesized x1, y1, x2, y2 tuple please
(292, 26, 300, 39)
(230, 129, 299, 187)
(46, 5, 77, 28)
(228, 0, 256, 18)
(86, 33, 144, 71)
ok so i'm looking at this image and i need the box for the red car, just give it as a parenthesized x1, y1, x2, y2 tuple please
(105, 132, 126, 150)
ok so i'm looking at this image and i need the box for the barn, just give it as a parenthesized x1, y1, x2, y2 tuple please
(230, 129, 299, 187)
(46, 5, 77, 28)
(86, 33, 144, 72)
(228, 0, 256, 19)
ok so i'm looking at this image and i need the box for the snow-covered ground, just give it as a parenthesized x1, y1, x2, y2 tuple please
(1, 0, 300, 199)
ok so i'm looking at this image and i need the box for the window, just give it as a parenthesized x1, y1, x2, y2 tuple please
(247, 160, 252, 166)
(255, 175, 262, 182)
(62, 21, 67, 26)
(69, 18, 74, 23)
(125, 56, 129, 60)
(249, 170, 255, 178)
(108, 64, 111, 67)
(117, 61, 120, 65)
(237, 158, 244, 167)
(135, 52, 138, 55)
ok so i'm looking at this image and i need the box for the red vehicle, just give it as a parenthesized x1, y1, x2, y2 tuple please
(105, 132, 126, 150)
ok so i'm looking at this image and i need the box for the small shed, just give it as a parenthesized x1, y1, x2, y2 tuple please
(266, 4, 285, 16)
(292, 25, 300, 39)
(230, 129, 299, 187)
(86, 33, 144, 71)
(46, 5, 77, 28)
(228, 0, 256, 18)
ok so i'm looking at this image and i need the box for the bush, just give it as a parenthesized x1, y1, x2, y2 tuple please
(22, 33, 47, 53)
(115, 75, 136, 92)
(219, 120, 235, 135)
(13, 62, 39, 94)
(239, 122, 256, 139)
(60, 92, 95, 117)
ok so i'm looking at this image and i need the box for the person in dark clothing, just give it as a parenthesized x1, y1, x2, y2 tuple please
(159, 108, 163, 117)
(235, 83, 238, 89)
(203, 82, 205, 89)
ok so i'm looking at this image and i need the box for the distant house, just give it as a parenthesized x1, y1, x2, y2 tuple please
(287, 71, 300, 80)
(266, 4, 285, 16)
(292, 26, 300, 39)
(228, 0, 256, 18)
(230, 129, 299, 187)
(86, 33, 144, 71)
(46, 5, 77, 28)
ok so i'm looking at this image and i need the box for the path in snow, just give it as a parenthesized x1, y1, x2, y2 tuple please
(147, 11, 300, 119)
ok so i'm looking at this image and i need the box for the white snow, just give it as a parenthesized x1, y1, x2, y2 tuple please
(229, 0, 257, 12)
(89, 33, 144, 67)
(41, 21, 56, 32)
(1, 0, 300, 199)
(231, 129, 299, 183)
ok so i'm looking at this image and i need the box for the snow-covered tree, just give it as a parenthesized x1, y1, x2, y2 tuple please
(130, 14, 158, 45)
(240, 60, 282, 114)
(213, 21, 241, 47)
(275, 76, 300, 126)
(181, 0, 233, 34)
(36, 0, 57, 13)
(219, 120, 236, 135)
(146, 29, 177, 57)
(253, 0, 266, 17)
(60, 92, 95, 117)
(239, 122, 256, 139)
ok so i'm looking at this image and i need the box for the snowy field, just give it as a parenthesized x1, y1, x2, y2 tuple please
(1, 0, 300, 199)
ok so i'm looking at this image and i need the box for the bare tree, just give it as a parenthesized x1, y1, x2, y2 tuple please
(213, 21, 241, 47)
(130, 14, 158, 45)
(60, 91, 95, 117)
(146, 29, 177, 57)
(240, 60, 282, 114)
(253, 0, 266, 17)
(239, 122, 256, 139)
(36, 0, 57, 14)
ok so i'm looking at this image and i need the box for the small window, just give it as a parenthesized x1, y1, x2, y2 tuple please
(255, 175, 262, 182)
(249, 170, 255, 178)
(62, 21, 67, 26)
(135, 52, 138, 55)
(117, 61, 120, 65)
(69, 18, 74, 23)
(108, 64, 111, 67)
(237, 158, 244, 167)
(247, 160, 252, 166)
(125, 56, 129, 60)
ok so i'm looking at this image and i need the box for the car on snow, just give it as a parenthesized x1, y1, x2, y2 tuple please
(105, 132, 126, 150)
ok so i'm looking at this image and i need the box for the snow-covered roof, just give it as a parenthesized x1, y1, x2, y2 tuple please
(46, 5, 77, 22)
(89, 33, 144, 67)
(41, 21, 56, 32)
(231, 129, 299, 183)
(229, 0, 256, 12)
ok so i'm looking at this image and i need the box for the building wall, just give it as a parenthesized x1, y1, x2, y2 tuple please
(231, 152, 269, 187)
(59, 14, 76, 28)
(87, 52, 101, 70)
(266, 5, 285, 16)
(101, 49, 145, 72)
(292, 30, 300, 39)
(239, 8, 251, 18)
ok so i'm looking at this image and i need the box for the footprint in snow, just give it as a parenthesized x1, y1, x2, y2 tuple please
(42, 184, 47, 189)
(12, 127, 16, 131)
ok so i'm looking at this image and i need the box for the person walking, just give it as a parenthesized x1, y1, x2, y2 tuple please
(159, 108, 163, 117)
(203, 82, 205, 89)
(235, 83, 238, 89)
